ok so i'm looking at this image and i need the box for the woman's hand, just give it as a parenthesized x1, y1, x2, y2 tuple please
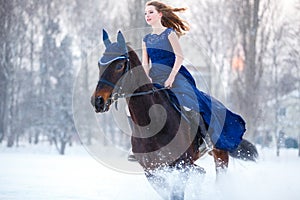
(164, 75, 175, 88)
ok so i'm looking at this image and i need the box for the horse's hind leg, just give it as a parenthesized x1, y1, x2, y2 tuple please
(212, 148, 229, 174)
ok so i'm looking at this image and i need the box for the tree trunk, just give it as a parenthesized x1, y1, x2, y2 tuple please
(235, 0, 261, 139)
(6, 79, 15, 148)
(298, 133, 300, 157)
(0, 81, 6, 143)
(60, 141, 67, 155)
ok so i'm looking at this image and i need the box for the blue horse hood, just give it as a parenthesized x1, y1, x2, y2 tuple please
(99, 42, 127, 66)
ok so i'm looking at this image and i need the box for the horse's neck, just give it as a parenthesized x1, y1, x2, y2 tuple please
(127, 84, 158, 128)
(133, 70, 153, 92)
(125, 66, 157, 123)
(126, 48, 156, 100)
(125, 57, 152, 93)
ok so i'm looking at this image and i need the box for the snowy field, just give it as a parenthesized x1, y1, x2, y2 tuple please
(1, 144, 300, 200)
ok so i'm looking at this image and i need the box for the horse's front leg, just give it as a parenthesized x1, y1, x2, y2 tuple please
(145, 166, 189, 200)
(212, 148, 229, 175)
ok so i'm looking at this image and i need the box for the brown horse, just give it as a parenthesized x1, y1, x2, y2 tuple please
(91, 30, 258, 199)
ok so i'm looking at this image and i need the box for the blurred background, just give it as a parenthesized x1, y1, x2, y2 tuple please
(0, 0, 299, 157)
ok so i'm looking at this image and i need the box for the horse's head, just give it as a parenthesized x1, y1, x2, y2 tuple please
(91, 30, 131, 113)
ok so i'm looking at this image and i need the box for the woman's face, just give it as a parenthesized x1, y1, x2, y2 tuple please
(144, 5, 162, 26)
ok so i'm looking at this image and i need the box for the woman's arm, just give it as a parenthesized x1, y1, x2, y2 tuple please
(142, 41, 150, 77)
(164, 31, 184, 88)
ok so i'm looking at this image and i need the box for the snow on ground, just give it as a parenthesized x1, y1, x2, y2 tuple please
(0, 144, 299, 200)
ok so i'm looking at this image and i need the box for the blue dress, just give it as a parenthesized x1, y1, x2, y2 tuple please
(143, 28, 245, 152)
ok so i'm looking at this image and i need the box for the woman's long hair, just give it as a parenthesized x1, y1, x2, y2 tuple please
(146, 1, 190, 36)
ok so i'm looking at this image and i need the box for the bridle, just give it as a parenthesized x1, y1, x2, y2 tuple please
(97, 54, 168, 107)
(98, 54, 131, 100)
(96, 42, 184, 121)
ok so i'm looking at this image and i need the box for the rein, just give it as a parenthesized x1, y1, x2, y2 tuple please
(98, 55, 169, 109)
(98, 48, 186, 121)
(110, 87, 169, 101)
(110, 86, 169, 111)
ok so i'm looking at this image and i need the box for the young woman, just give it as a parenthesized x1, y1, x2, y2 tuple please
(142, 0, 246, 153)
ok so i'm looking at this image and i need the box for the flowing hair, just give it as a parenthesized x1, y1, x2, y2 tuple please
(146, 1, 190, 36)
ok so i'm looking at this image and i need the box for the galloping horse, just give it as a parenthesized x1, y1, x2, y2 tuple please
(91, 30, 258, 199)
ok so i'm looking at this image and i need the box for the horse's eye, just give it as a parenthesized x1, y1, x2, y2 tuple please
(115, 64, 123, 70)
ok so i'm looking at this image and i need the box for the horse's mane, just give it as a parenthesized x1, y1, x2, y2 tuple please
(119, 45, 153, 94)
(127, 45, 142, 68)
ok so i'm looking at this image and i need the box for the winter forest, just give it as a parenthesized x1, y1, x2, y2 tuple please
(1, 0, 299, 155)
(1, 0, 300, 149)
(1, 0, 300, 199)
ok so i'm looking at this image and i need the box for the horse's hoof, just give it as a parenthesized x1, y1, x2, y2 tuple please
(193, 164, 206, 174)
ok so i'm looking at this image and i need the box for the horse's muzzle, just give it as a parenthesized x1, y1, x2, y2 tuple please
(91, 96, 110, 113)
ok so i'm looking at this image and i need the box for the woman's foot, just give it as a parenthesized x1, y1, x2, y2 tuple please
(198, 142, 211, 157)
(127, 149, 137, 162)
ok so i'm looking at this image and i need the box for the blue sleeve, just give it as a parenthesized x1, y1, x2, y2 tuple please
(143, 34, 149, 42)
(166, 28, 175, 36)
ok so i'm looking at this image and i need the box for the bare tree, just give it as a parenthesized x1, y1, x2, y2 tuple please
(0, 0, 30, 147)
(127, 0, 148, 53)
(189, 0, 237, 98)
(189, 0, 273, 139)
(190, 0, 300, 153)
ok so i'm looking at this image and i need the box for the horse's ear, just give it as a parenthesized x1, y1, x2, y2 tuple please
(117, 31, 128, 54)
(103, 29, 111, 48)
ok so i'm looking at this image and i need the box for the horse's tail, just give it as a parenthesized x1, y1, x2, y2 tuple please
(229, 139, 258, 161)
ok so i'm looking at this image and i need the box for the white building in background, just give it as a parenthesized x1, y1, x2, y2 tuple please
(275, 90, 300, 138)
(258, 89, 300, 147)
